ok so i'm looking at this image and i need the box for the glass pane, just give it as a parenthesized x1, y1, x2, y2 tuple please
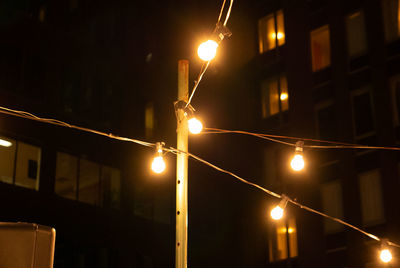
(55, 152, 78, 200)
(359, 169, 385, 226)
(15, 142, 41, 190)
(275, 220, 288, 260)
(101, 166, 121, 209)
(311, 25, 331, 72)
(352, 91, 374, 136)
(321, 180, 344, 233)
(258, 14, 276, 53)
(79, 159, 100, 205)
(276, 10, 285, 46)
(269, 80, 279, 116)
(382, 0, 400, 42)
(0, 137, 16, 184)
(145, 102, 154, 138)
(288, 218, 298, 258)
(261, 81, 268, 118)
(346, 11, 367, 57)
(280, 75, 289, 112)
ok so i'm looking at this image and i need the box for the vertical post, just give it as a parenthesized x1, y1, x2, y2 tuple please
(176, 60, 189, 268)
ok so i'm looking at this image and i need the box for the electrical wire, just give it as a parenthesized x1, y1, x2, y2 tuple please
(186, 60, 211, 108)
(1, 104, 399, 250)
(167, 146, 400, 248)
(0, 106, 155, 148)
(204, 127, 400, 151)
(217, 0, 227, 23)
(223, 0, 234, 26)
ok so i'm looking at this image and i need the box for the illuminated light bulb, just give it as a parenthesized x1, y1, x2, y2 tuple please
(380, 240, 393, 263)
(151, 142, 166, 174)
(291, 141, 305, 171)
(0, 138, 12, 147)
(291, 154, 305, 171)
(197, 40, 219, 61)
(188, 117, 203, 134)
(270, 195, 289, 220)
(380, 249, 392, 263)
(271, 206, 284, 220)
(280, 93, 288, 101)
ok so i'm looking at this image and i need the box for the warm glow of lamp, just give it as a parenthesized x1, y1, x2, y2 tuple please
(270, 195, 289, 220)
(151, 142, 166, 174)
(0, 139, 12, 147)
(271, 205, 284, 220)
(291, 141, 305, 171)
(271, 32, 284, 40)
(380, 249, 392, 263)
(197, 40, 219, 61)
(291, 154, 305, 171)
(280, 93, 288, 101)
(188, 117, 203, 134)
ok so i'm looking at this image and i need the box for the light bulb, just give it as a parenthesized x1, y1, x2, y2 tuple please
(188, 117, 203, 134)
(197, 40, 219, 61)
(280, 93, 288, 101)
(380, 249, 392, 263)
(151, 156, 166, 174)
(271, 205, 284, 220)
(291, 154, 305, 171)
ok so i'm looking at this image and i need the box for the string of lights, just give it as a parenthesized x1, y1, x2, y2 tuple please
(0, 103, 398, 262)
(0, 106, 155, 148)
(166, 146, 400, 249)
(204, 127, 400, 151)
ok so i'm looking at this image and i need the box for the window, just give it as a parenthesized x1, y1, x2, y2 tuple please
(55, 152, 121, 208)
(358, 169, 385, 226)
(382, 0, 400, 42)
(55, 152, 78, 200)
(38, 6, 46, 22)
(261, 74, 289, 118)
(0, 137, 41, 191)
(346, 11, 367, 57)
(311, 25, 331, 72)
(321, 180, 344, 233)
(258, 10, 285, 53)
(315, 101, 336, 140)
(145, 102, 155, 138)
(390, 75, 400, 127)
(351, 87, 375, 138)
(268, 216, 298, 262)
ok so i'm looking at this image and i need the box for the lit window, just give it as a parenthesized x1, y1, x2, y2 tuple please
(261, 74, 289, 118)
(258, 10, 285, 53)
(351, 87, 375, 138)
(38, 6, 46, 22)
(311, 25, 331, 72)
(346, 11, 367, 57)
(0, 137, 16, 185)
(145, 102, 155, 138)
(268, 216, 298, 262)
(55, 152, 78, 200)
(358, 169, 385, 226)
(321, 180, 344, 233)
(382, 0, 400, 42)
(79, 159, 100, 206)
(15, 142, 41, 190)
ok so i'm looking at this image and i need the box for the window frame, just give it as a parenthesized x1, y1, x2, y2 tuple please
(350, 86, 376, 140)
(310, 24, 331, 72)
(260, 74, 289, 119)
(258, 9, 285, 54)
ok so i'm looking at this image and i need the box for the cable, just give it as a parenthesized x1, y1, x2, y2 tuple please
(223, 0, 234, 26)
(186, 60, 211, 107)
(0, 106, 155, 148)
(217, 0, 227, 23)
(167, 146, 400, 248)
(204, 127, 400, 151)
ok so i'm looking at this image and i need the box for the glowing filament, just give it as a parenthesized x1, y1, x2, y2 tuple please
(291, 154, 305, 171)
(197, 40, 219, 61)
(380, 249, 392, 263)
(188, 117, 203, 134)
(271, 205, 284, 220)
